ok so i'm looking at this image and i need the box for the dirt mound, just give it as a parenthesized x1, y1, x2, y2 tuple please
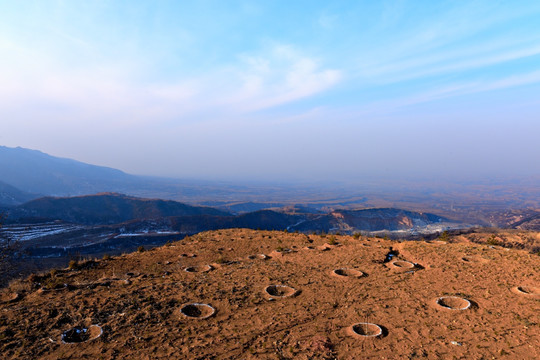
(0, 229, 539, 359)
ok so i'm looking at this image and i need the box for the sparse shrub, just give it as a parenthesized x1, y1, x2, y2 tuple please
(487, 235, 500, 246)
(439, 230, 449, 242)
(102, 254, 111, 260)
(43, 276, 65, 290)
(27, 273, 41, 283)
(353, 232, 361, 239)
(137, 246, 145, 253)
(68, 260, 79, 270)
(328, 236, 337, 245)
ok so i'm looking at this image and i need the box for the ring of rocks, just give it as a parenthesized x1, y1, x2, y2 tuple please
(180, 303, 216, 319)
(436, 296, 471, 310)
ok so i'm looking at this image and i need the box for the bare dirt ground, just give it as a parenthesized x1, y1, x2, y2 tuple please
(453, 229, 540, 254)
(1, 229, 539, 359)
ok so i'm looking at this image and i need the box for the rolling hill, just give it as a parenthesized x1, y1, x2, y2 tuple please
(0, 181, 38, 206)
(4, 193, 229, 225)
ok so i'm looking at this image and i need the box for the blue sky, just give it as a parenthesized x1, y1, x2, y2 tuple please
(1, 0, 540, 182)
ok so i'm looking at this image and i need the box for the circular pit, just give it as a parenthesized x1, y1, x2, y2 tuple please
(184, 265, 213, 273)
(265, 285, 298, 298)
(513, 286, 540, 297)
(61, 325, 102, 344)
(180, 303, 215, 319)
(349, 322, 383, 338)
(436, 296, 471, 310)
(332, 268, 365, 278)
(391, 260, 415, 269)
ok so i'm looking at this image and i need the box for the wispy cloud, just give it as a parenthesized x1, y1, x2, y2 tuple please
(354, 2, 540, 85)
(358, 38, 540, 85)
(356, 69, 540, 115)
(0, 37, 341, 131)
(223, 44, 341, 112)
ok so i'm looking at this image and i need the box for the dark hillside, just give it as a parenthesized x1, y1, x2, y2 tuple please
(5, 193, 229, 225)
(0, 181, 39, 206)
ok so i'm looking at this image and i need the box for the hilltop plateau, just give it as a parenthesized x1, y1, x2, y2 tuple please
(0, 193, 466, 286)
(1, 229, 538, 359)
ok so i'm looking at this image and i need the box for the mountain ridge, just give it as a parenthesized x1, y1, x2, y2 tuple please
(4, 192, 229, 225)
(0, 146, 140, 196)
(0, 180, 39, 207)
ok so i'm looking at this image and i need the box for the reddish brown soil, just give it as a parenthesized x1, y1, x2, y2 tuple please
(1, 229, 539, 359)
(453, 230, 540, 253)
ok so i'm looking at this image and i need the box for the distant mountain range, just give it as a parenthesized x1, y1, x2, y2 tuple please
(2, 192, 460, 233)
(0, 180, 38, 206)
(0, 192, 467, 265)
(4, 193, 229, 225)
(289, 208, 447, 233)
(0, 146, 142, 198)
(1, 145, 538, 227)
(0, 146, 344, 210)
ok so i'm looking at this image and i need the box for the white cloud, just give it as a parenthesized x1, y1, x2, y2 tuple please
(0, 36, 342, 135)
(220, 44, 342, 112)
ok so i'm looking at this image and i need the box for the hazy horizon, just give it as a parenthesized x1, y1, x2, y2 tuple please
(2, 1, 540, 183)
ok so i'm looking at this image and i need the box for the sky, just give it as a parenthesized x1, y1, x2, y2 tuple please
(1, 0, 540, 183)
